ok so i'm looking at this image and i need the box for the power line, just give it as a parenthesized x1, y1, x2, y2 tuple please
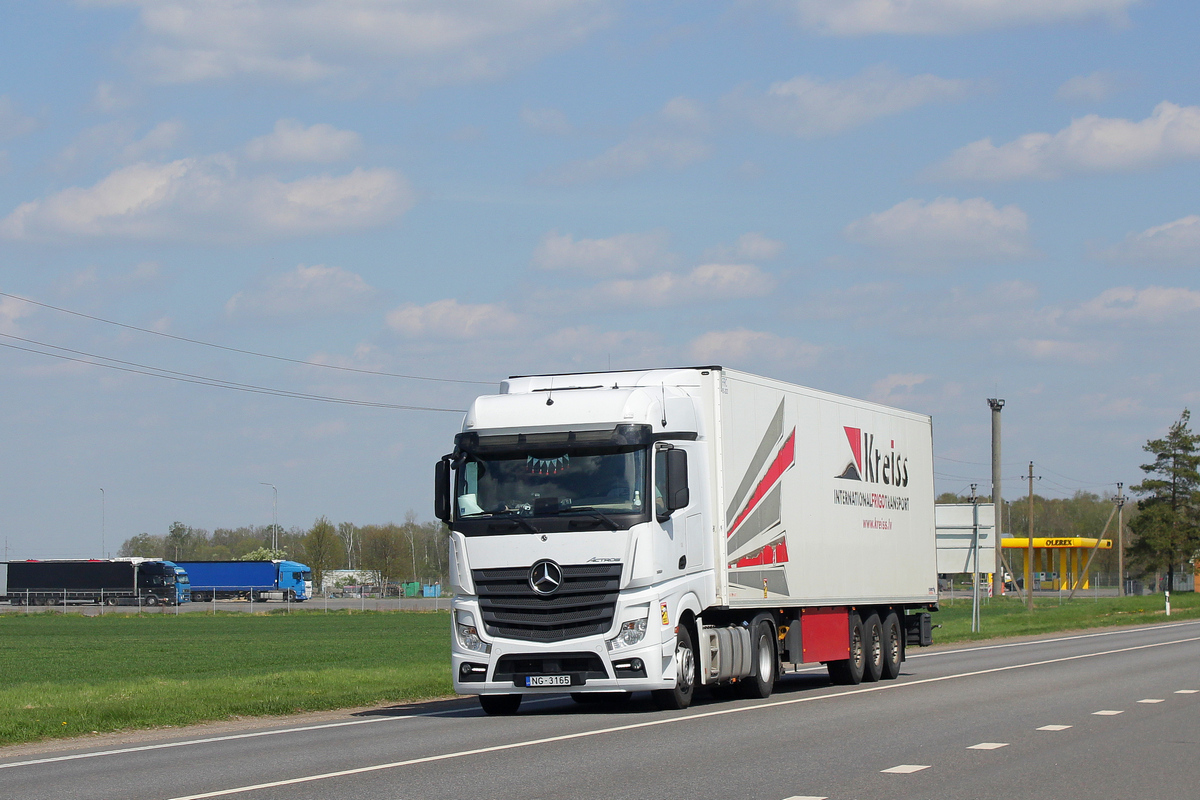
(0, 290, 497, 386)
(0, 336, 465, 413)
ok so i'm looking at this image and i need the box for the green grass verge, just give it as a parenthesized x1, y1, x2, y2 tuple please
(934, 591, 1200, 643)
(0, 610, 452, 746)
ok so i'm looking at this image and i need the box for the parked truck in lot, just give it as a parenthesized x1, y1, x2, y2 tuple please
(435, 367, 938, 715)
(1, 558, 191, 606)
(176, 560, 312, 602)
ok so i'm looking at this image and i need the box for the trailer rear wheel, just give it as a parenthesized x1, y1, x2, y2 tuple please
(881, 612, 902, 680)
(652, 623, 697, 710)
(741, 620, 776, 699)
(862, 614, 884, 683)
(479, 694, 522, 715)
(827, 614, 865, 685)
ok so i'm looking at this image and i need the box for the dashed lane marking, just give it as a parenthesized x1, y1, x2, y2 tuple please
(1093, 710, 1124, 716)
(1175, 689, 1198, 694)
(881, 764, 930, 774)
(1138, 699, 1164, 704)
(1037, 725, 1072, 731)
(781, 795, 828, 799)
(967, 742, 1009, 750)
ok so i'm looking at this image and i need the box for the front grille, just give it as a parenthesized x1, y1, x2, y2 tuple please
(493, 652, 609, 684)
(473, 563, 622, 642)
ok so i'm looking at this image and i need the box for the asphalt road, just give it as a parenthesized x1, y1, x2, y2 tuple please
(3, 619, 1198, 800)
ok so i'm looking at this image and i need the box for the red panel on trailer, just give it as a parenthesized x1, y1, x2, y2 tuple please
(800, 607, 849, 663)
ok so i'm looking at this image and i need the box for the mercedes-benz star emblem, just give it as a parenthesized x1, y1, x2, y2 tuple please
(529, 559, 563, 596)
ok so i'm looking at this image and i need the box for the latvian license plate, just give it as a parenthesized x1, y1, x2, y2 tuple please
(525, 675, 571, 687)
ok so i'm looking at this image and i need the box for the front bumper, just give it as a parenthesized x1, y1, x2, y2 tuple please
(451, 598, 677, 695)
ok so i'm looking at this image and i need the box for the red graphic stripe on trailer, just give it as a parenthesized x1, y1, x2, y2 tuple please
(727, 429, 795, 537)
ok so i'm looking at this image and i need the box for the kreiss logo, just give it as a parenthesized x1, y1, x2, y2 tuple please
(837, 427, 909, 487)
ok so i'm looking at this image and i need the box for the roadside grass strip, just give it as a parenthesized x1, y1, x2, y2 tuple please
(0, 611, 451, 745)
(934, 591, 1200, 644)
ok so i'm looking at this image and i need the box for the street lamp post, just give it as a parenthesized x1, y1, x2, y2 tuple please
(100, 488, 106, 559)
(260, 483, 278, 552)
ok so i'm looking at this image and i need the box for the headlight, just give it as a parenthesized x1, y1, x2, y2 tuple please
(455, 610, 491, 654)
(606, 617, 648, 652)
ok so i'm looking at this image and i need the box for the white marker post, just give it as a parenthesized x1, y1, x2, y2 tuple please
(1165, 590, 1171, 617)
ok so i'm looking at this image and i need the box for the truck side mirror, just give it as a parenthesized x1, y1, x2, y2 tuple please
(667, 448, 689, 512)
(434, 457, 452, 523)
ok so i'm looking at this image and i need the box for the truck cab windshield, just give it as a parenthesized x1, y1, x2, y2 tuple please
(456, 445, 647, 528)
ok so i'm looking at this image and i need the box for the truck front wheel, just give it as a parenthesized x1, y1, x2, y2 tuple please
(652, 623, 697, 710)
(479, 694, 522, 716)
(827, 614, 865, 685)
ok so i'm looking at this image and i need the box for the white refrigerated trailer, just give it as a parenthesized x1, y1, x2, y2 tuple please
(435, 367, 937, 714)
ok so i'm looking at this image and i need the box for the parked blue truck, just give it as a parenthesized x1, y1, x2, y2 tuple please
(177, 560, 312, 602)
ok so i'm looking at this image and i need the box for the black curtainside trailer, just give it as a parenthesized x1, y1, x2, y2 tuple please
(0, 559, 190, 606)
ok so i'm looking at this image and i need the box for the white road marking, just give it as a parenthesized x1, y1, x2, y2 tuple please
(1093, 710, 1124, 716)
(1175, 689, 1198, 694)
(967, 742, 1008, 750)
(1037, 725, 1072, 731)
(881, 764, 929, 774)
(907, 619, 1200, 660)
(157, 632, 1200, 800)
(782, 795, 827, 799)
(1138, 699, 1164, 704)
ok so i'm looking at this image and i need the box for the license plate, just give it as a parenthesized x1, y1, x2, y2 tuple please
(525, 675, 571, 687)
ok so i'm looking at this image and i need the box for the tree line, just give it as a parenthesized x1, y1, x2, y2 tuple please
(118, 511, 449, 592)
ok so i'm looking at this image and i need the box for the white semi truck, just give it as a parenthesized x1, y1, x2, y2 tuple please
(435, 367, 937, 715)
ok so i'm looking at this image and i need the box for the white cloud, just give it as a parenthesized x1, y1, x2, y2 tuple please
(844, 197, 1031, 264)
(737, 66, 968, 137)
(121, 120, 185, 162)
(540, 97, 710, 184)
(688, 329, 820, 369)
(1015, 338, 1103, 363)
(521, 107, 574, 136)
(0, 296, 35, 335)
(533, 230, 671, 275)
(932, 102, 1200, 181)
(0, 157, 413, 242)
(1069, 286, 1200, 323)
(226, 264, 377, 318)
(789, 0, 1137, 36)
(112, 0, 613, 86)
(1097, 215, 1200, 267)
(704, 232, 785, 262)
(386, 298, 521, 339)
(1056, 71, 1123, 103)
(60, 261, 163, 294)
(92, 82, 137, 114)
(245, 119, 362, 162)
(596, 264, 776, 306)
(0, 96, 36, 143)
(871, 373, 930, 400)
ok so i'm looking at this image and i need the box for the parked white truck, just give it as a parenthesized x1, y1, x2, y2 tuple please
(435, 367, 937, 715)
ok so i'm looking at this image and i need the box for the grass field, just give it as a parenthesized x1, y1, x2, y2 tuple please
(0, 610, 452, 746)
(1, 594, 1197, 747)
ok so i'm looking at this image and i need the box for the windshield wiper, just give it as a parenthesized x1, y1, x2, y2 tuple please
(486, 513, 539, 534)
(562, 507, 621, 530)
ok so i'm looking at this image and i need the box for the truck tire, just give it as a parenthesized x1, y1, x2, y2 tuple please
(652, 623, 697, 710)
(827, 614, 865, 685)
(146, 595, 159, 606)
(479, 694, 522, 715)
(881, 612, 902, 680)
(741, 619, 776, 699)
(861, 614, 884, 683)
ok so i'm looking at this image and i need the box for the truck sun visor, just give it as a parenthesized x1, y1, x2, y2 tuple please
(456, 424, 652, 453)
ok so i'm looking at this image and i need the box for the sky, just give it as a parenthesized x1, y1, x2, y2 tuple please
(3, 0, 1199, 560)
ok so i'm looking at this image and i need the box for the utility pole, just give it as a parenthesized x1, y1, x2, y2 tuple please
(1116, 482, 1126, 596)
(970, 484, 980, 632)
(1027, 461, 1035, 611)
(988, 398, 1005, 594)
(100, 488, 106, 559)
(260, 483, 278, 552)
